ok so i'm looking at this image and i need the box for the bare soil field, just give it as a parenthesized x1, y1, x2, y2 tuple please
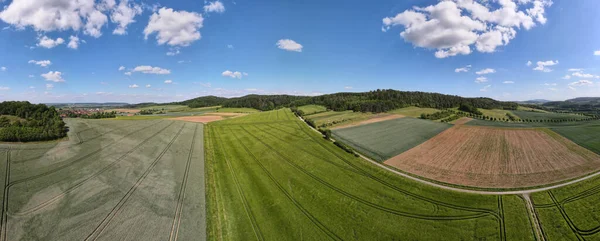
(169, 115, 224, 123)
(385, 125, 600, 188)
(331, 114, 404, 129)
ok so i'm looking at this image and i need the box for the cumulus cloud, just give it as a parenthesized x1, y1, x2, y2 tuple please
(503, 81, 514, 84)
(476, 68, 496, 75)
(166, 48, 181, 56)
(568, 68, 583, 72)
(569, 80, 593, 87)
(544, 83, 557, 86)
(204, 1, 225, 13)
(480, 85, 491, 92)
(455, 65, 471, 73)
(222, 70, 244, 79)
(594, 50, 600, 56)
(37, 36, 64, 48)
(572, 71, 600, 79)
(129, 84, 139, 88)
(144, 8, 204, 47)
(276, 39, 303, 52)
(28, 60, 52, 67)
(67, 35, 80, 49)
(533, 60, 558, 72)
(111, 0, 142, 35)
(41, 71, 65, 82)
(475, 76, 488, 83)
(562, 75, 571, 80)
(124, 71, 132, 76)
(132, 65, 171, 74)
(118, 66, 125, 71)
(164, 80, 172, 84)
(382, 0, 552, 58)
(526, 61, 532, 66)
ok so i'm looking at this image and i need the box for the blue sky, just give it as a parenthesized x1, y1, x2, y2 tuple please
(0, 0, 599, 103)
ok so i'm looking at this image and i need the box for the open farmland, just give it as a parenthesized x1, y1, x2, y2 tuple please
(206, 108, 536, 240)
(512, 110, 588, 121)
(304, 110, 374, 128)
(388, 106, 441, 118)
(385, 125, 600, 188)
(549, 123, 600, 155)
(332, 118, 451, 162)
(0, 118, 206, 240)
(480, 109, 516, 120)
(297, 105, 327, 115)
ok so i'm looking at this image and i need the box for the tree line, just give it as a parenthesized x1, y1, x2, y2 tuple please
(0, 101, 67, 142)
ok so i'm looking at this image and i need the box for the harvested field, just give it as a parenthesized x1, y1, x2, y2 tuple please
(170, 115, 224, 123)
(331, 114, 404, 129)
(385, 125, 600, 188)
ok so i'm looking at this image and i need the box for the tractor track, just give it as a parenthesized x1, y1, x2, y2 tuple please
(0, 150, 11, 241)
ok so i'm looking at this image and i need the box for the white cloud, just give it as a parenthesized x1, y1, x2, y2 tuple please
(0, 86, 10, 91)
(166, 48, 181, 56)
(572, 71, 599, 79)
(475, 76, 488, 83)
(594, 50, 600, 56)
(204, 1, 225, 13)
(132, 65, 171, 74)
(83, 10, 107, 37)
(111, 0, 142, 35)
(222, 70, 244, 79)
(46, 83, 54, 89)
(533, 60, 558, 72)
(568, 68, 583, 72)
(544, 83, 557, 86)
(129, 84, 139, 88)
(455, 65, 471, 73)
(569, 80, 593, 86)
(476, 68, 496, 75)
(67, 35, 80, 49)
(144, 8, 204, 47)
(28, 60, 52, 67)
(276, 39, 303, 52)
(382, 0, 552, 58)
(118, 66, 125, 71)
(562, 75, 571, 80)
(0, 67, 6, 71)
(568, 86, 576, 91)
(145, 84, 151, 88)
(164, 80, 172, 84)
(124, 71, 132, 76)
(503, 81, 514, 84)
(41, 71, 65, 82)
(37, 36, 64, 48)
(344, 86, 353, 89)
(480, 84, 491, 92)
(526, 61, 532, 66)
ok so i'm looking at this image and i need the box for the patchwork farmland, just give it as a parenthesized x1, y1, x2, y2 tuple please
(0, 118, 206, 240)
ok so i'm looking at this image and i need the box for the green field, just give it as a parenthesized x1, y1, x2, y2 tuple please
(388, 106, 440, 117)
(206, 108, 534, 240)
(512, 110, 588, 121)
(0, 118, 206, 240)
(549, 123, 600, 155)
(141, 105, 189, 111)
(480, 109, 515, 120)
(305, 110, 373, 128)
(215, 107, 259, 113)
(332, 117, 451, 162)
(297, 104, 327, 115)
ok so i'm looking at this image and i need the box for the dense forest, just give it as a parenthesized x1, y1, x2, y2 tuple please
(0, 101, 67, 142)
(542, 97, 600, 115)
(173, 96, 228, 108)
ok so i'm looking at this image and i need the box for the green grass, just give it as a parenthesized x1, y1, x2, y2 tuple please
(141, 104, 189, 111)
(517, 106, 548, 112)
(305, 110, 373, 128)
(206, 108, 532, 240)
(332, 117, 451, 162)
(2, 118, 206, 240)
(549, 123, 600, 154)
(297, 105, 327, 115)
(512, 110, 588, 121)
(480, 109, 515, 120)
(215, 107, 259, 113)
(388, 106, 440, 117)
(115, 115, 172, 120)
(503, 196, 536, 241)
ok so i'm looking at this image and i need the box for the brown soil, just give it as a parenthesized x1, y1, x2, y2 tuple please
(332, 114, 405, 130)
(169, 116, 224, 123)
(109, 108, 140, 113)
(385, 126, 600, 188)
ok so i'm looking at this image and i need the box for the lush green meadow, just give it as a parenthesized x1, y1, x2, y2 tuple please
(0, 118, 206, 240)
(479, 109, 515, 120)
(549, 123, 600, 154)
(304, 110, 373, 128)
(512, 110, 588, 121)
(332, 118, 451, 162)
(297, 105, 327, 115)
(206, 109, 532, 240)
(215, 107, 259, 113)
(388, 106, 440, 117)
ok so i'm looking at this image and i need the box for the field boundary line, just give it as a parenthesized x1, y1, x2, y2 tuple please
(0, 150, 10, 241)
(8, 121, 176, 217)
(231, 126, 343, 241)
(85, 123, 186, 241)
(213, 126, 264, 241)
(241, 126, 490, 221)
(168, 124, 198, 241)
(522, 194, 547, 241)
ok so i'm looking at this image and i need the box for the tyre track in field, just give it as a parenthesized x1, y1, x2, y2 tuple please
(548, 191, 600, 238)
(270, 121, 501, 218)
(521, 194, 547, 241)
(10, 121, 146, 163)
(8, 121, 176, 217)
(8, 120, 165, 187)
(240, 126, 490, 221)
(85, 123, 186, 241)
(229, 127, 342, 241)
(168, 124, 198, 241)
(0, 150, 11, 241)
(212, 126, 264, 241)
(498, 196, 506, 241)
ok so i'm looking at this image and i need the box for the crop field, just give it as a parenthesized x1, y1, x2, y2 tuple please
(385, 125, 600, 188)
(480, 109, 515, 120)
(304, 110, 374, 128)
(512, 110, 588, 121)
(297, 105, 327, 115)
(332, 118, 450, 162)
(215, 108, 259, 113)
(206, 108, 535, 240)
(388, 106, 441, 118)
(0, 118, 206, 240)
(549, 123, 600, 155)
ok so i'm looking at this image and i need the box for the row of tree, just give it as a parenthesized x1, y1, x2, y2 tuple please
(0, 101, 67, 142)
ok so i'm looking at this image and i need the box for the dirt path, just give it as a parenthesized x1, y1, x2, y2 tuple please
(522, 194, 546, 241)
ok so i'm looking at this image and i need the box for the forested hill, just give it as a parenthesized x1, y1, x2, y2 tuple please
(542, 97, 600, 114)
(174, 89, 518, 113)
(0, 101, 67, 142)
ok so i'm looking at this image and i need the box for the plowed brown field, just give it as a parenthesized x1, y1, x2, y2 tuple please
(385, 126, 600, 188)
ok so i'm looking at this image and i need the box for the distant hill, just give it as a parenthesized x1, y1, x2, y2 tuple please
(46, 102, 129, 108)
(542, 97, 600, 114)
(516, 99, 552, 104)
(564, 97, 600, 104)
